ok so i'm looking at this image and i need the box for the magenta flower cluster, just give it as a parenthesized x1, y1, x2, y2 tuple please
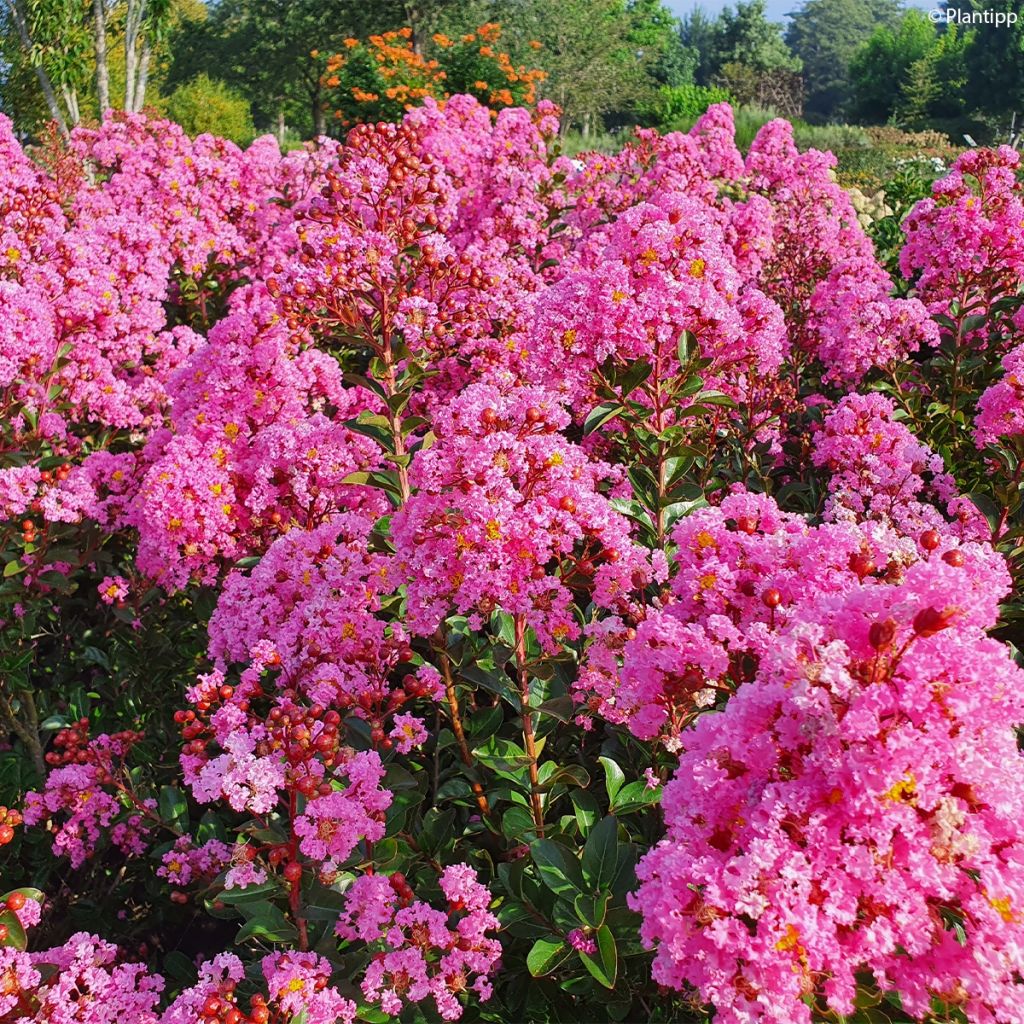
(3, 93, 1024, 1024)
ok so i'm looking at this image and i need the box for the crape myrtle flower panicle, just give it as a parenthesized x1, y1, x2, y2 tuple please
(632, 553, 1024, 1024)
(392, 383, 663, 651)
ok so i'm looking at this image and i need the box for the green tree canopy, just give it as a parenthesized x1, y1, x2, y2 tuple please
(786, 0, 902, 120)
(164, 71, 253, 141)
(849, 9, 941, 122)
(949, 0, 1024, 122)
(165, 0, 409, 138)
(710, 0, 800, 73)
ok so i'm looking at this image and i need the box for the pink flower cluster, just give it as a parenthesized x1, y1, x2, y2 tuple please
(633, 551, 1024, 1023)
(0, 931, 164, 1023)
(576, 483, 1006, 750)
(976, 342, 1024, 447)
(902, 145, 1024, 341)
(392, 383, 663, 650)
(23, 730, 152, 868)
(337, 863, 501, 1020)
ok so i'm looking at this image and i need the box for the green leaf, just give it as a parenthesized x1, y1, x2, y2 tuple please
(218, 879, 282, 905)
(502, 805, 537, 841)
(343, 373, 387, 400)
(533, 695, 575, 722)
(235, 902, 298, 944)
(345, 415, 393, 450)
(474, 735, 532, 773)
(355, 1008, 392, 1024)
(466, 704, 503, 742)
(158, 786, 189, 832)
(574, 892, 609, 928)
(570, 790, 600, 837)
(663, 455, 695, 489)
(598, 757, 625, 803)
(692, 389, 736, 408)
(579, 924, 618, 988)
(581, 815, 619, 891)
(2, 560, 24, 578)
(531, 839, 584, 898)
(583, 401, 625, 436)
(618, 359, 653, 398)
(967, 491, 1002, 534)
(527, 935, 571, 977)
(0, 910, 27, 951)
(677, 329, 697, 365)
(610, 779, 661, 813)
(419, 806, 456, 855)
(540, 764, 590, 791)
(161, 950, 198, 985)
(301, 881, 347, 921)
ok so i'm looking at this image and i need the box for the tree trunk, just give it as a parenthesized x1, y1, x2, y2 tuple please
(124, 0, 146, 111)
(5, 0, 70, 138)
(61, 83, 81, 127)
(405, 1, 422, 55)
(276, 107, 286, 145)
(124, 40, 136, 110)
(311, 80, 326, 137)
(92, 0, 110, 113)
(133, 42, 151, 111)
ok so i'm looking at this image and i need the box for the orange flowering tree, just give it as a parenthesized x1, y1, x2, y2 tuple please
(320, 24, 546, 127)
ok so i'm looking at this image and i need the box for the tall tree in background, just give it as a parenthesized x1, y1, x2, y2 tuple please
(850, 9, 969, 126)
(704, 0, 802, 115)
(680, 5, 718, 84)
(1, 0, 173, 133)
(1, 0, 91, 134)
(627, 0, 696, 88)
(502, 0, 650, 134)
(786, 0, 901, 120)
(709, 0, 800, 74)
(167, 0, 411, 138)
(848, 9, 938, 123)
(950, 0, 1024, 125)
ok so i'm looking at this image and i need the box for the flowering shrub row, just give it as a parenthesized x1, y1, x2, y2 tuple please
(1, 97, 1024, 1023)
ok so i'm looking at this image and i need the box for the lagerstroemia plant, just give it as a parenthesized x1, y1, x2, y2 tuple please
(2, 98, 1024, 1023)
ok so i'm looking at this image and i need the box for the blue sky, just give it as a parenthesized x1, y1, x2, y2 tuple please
(665, 0, 796, 18)
(664, 0, 930, 24)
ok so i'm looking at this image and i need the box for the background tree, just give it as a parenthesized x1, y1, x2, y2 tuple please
(1, 0, 175, 134)
(164, 70, 253, 141)
(849, 10, 969, 126)
(680, 5, 719, 85)
(786, 0, 902, 120)
(1, 0, 92, 133)
(502, 0, 650, 134)
(950, 0, 1024, 127)
(319, 24, 544, 128)
(166, 0, 406, 138)
(848, 9, 938, 123)
(627, 0, 696, 88)
(708, 0, 800, 76)
(676, 0, 801, 116)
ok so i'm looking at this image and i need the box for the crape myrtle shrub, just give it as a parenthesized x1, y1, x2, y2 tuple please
(2, 98, 1024, 1024)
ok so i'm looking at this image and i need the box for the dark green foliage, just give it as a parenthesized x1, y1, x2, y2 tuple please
(786, 0, 903, 120)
